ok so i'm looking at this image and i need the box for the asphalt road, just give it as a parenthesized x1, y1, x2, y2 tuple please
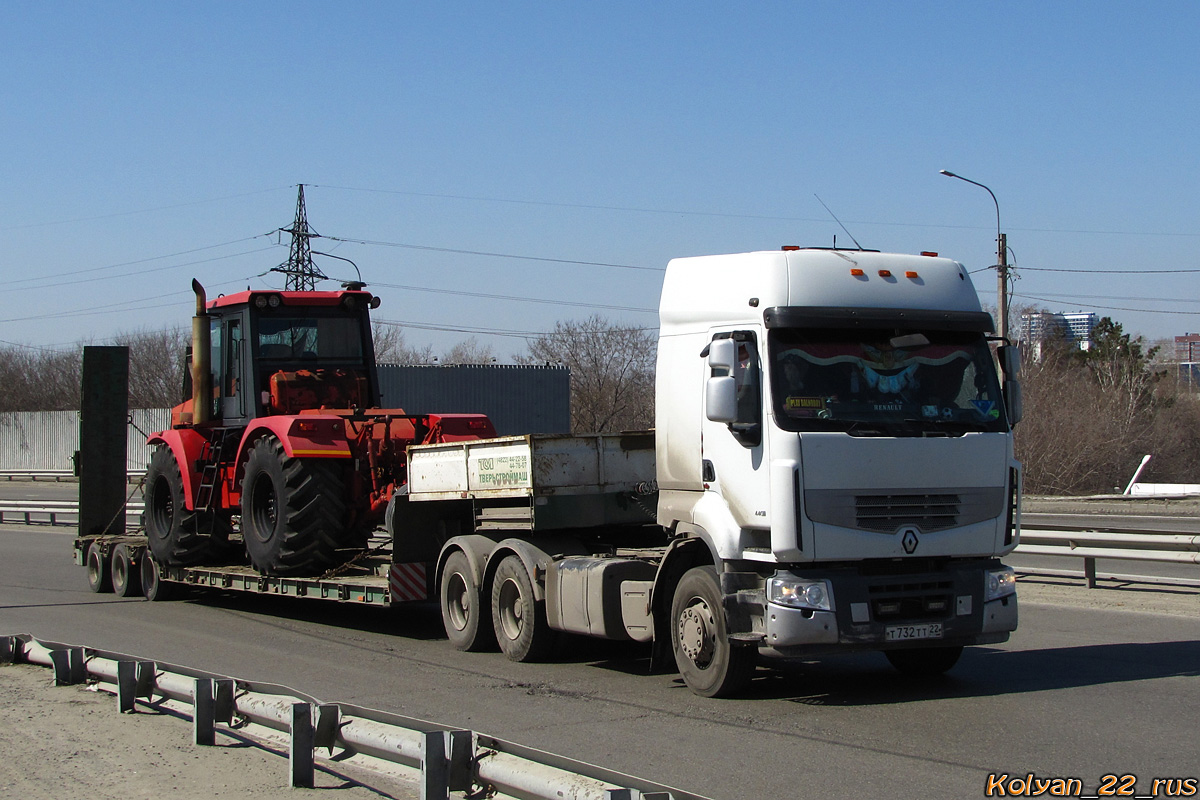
(3, 521, 1198, 800)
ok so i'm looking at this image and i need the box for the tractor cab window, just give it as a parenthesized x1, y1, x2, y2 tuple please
(256, 315, 364, 362)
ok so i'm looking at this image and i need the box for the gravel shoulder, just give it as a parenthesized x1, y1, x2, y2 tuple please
(0, 661, 418, 800)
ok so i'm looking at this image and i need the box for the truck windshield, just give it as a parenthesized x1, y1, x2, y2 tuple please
(256, 313, 365, 362)
(768, 328, 1007, 435)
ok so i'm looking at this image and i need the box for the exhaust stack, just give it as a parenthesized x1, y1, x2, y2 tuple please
(191, 279, 211, 425)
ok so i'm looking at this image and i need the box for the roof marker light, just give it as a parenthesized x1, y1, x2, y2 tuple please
(850, 268, 865, 277)
(920, 251, 939, 257)
(782, 245, 800, 251)
(906, 271, 920, 279)
(878, 270, 893, 278)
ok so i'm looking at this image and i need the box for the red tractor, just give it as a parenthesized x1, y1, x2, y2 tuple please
(143, 280, 497, 576)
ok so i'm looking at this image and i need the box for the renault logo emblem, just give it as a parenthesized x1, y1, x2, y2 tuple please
(900, 527, 920, 554)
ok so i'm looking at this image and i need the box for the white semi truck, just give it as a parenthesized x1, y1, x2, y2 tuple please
(78, 246, 1021, 698)
(409, 246, 1021, 696)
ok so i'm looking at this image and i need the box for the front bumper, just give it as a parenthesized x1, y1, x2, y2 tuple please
(762, 559, 1018, 654)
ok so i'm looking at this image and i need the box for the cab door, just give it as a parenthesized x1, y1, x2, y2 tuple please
(700, 330, 772, 536)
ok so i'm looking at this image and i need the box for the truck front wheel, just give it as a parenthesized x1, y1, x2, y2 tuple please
(241, 436, 347, 576)
(440, 551, 495, 652)
(492, 555, 554, 662)
(671, 566, 756, 697)
(885, 646, 964, 676)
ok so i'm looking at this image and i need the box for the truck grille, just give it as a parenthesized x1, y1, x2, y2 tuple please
(855, 494, 959, 532)
(804, 487, 1005, 533)
(868, 580, 954, 620)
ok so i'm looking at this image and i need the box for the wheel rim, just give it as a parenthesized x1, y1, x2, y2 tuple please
(445, 572, 471, 632)
(149, 475, 173, 539)
(497, 577, 525, 641)
(87, 550, 103, 585)
(678, 596, 716, 669)
(249, 472, 278, 543)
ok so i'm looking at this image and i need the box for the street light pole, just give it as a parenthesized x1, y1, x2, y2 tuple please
(940, 170, 1010, 341)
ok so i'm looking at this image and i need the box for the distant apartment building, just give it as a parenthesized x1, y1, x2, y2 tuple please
(1019, 311, 1097, 354)
(1175, 333, 1200, 391)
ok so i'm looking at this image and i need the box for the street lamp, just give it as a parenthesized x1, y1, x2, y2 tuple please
(939, 170, 1010, 340)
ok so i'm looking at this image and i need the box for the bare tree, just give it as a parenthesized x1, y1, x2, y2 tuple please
(113, 327, 189, 409)
(442, 337, 495, 365)
(518, 315, 655, 433)
(372, 322, 435, 365)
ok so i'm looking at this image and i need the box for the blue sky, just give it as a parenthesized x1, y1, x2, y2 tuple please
(3, 2, 1198, 357)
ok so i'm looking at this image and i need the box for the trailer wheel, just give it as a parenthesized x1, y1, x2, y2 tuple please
(440, 551, 495, 651)
(492, 555, 554, 662)
(144, 445, 219, 566)
(670, 566, 756, 697)
(86, 542, 112, 593)
(110, 544, 142, 598)
(885, 646, 964, 676)
(140, 554, 177, 601)
(241, 436, 347, 576)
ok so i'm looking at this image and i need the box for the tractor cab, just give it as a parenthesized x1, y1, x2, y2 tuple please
(195, 288, 381, 427)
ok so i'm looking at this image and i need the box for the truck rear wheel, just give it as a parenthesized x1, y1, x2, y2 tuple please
(241, 436, 347, 576)
(671, 566, 756, 697)
(110, 544, 142, 598)
(885, 645, 964, 676)
(491, 555, 554, 662)
(440, 551, 495, 651)
(144, 445, 221, 566)
(86, 542, 112, 593)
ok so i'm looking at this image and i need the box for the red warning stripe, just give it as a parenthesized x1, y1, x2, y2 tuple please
(389, 562, 428, 602)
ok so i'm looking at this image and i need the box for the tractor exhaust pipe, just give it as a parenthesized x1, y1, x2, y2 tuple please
(191, 279, 211, 425)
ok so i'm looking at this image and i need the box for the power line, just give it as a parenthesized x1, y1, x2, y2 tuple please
(369, 281, 657, 313)
(10, 247, 276, 293)
(1015, 293, 1200, 316)
(326, 235, 662, 272)
(0, 186, 293, 231)
(312, 183, 1200, 238)
(0, 236, 272, 288)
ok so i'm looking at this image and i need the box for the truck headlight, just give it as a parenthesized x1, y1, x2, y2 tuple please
(768, 576, 832, 611)
(985, 567, 1016, 601)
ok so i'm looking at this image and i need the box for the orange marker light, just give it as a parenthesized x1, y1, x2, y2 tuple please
(920, 251, 938, 257)
(782, 245, 800, 251)
(878, 270, 893, 278)
(850, 268, 865, 277)
(906, 271, 919, 279)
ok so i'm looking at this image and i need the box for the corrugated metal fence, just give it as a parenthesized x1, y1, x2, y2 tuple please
(377, 364, 570, 435)
(2, 365, 570, 471)
(0, 409, 170, 473)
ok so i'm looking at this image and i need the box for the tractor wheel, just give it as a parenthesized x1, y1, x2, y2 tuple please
(110, 544, 142, 598)
(670, 566, 757, 697)
(144, 445, 220, 566)
(241, 436, 347, 576)
(491, 555, 555, 662)
(440, 550, 495, 652)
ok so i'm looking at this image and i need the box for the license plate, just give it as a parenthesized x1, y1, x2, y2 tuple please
(885, 623, 944, 641)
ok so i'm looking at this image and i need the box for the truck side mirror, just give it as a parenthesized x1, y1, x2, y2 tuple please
(707, 338, 737, 372)
(1005, 379, 1023, 426)
(998, 344, 1020, 377)
(706, 375, 738, 423)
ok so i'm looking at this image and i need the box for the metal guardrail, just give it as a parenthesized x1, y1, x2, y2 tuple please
(0, 500, 143, 526)
(1, 633, 703, 800)
(0, 469, 142, 482)
(1016, 526, 1200, 587)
